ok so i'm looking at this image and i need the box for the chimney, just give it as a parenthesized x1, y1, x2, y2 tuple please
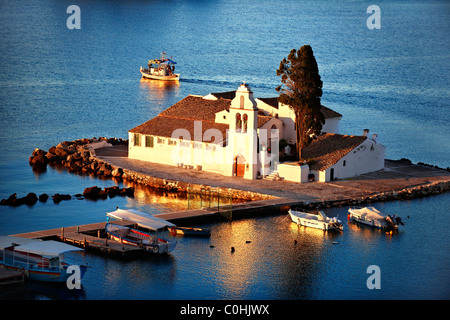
(363, 129, 370, 137)
(372, 134, 378, 143)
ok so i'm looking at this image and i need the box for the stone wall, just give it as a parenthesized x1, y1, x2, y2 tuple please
(302, 180, 450, 210)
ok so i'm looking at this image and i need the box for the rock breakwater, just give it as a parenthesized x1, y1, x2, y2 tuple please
(302, 180, 450, 210)
(0, 185, 134, 207)
(29, 137, 127, 178)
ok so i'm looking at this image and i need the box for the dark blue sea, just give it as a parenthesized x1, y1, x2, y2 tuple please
(0, 0, 449, 301)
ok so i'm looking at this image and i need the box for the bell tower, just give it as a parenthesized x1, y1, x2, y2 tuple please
(227, 83, 259, 179)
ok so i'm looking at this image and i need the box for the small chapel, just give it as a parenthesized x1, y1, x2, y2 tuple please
(128, 83, 385, 182)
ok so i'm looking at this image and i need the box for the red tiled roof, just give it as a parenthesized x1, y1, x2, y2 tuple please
(129, 95, 273, 143)
(258, 97, 278, 108)
(211, 91, 236, 100)
(130, 116, 228, 143)
(159, 95, 230, 121)
(301, 133, 367, 171)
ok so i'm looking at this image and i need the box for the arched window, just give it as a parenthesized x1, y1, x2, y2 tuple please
(240, 96, 245, 109)
(236, 113, 242, 132)
(242, 114, 248, 133)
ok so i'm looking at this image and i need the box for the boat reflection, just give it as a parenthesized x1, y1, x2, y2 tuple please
(139, 77, 180, 100)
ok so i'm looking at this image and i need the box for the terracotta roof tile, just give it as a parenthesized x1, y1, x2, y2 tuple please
(130, 116, 229, 143)
(211, 91, 236, 100)
(160, 95, 230, 121)
(130, 93, 278, 143)
(302, 133, 367, 171)
(320, 105, 342, 119)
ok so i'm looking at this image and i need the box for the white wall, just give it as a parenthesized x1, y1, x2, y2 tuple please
(278, 163, 309, 183)
(321, 117, 340, 134)
(315, 139, 385, 182)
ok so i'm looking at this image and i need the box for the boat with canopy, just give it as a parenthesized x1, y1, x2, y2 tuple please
(105, 208, 177, 254)
(0, 236, 87, 283)
(348, 206, 403, 230)
(289, 209, 343, 231)
(140, 51, 180, 81)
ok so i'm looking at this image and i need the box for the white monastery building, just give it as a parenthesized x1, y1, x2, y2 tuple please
(128, 83, 385, 183)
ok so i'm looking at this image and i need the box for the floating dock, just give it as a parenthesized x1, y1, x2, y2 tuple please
(12, 221, 146, 258)
(0, 266, 25, 286)
(9, 197, 299, 258)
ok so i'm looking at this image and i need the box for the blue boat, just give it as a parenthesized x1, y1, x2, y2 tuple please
(0, 236, 87, 283)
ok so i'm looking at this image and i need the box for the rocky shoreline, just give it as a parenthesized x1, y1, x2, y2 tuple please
(1, 137, 132, 207)
(28, 137, 127, 178)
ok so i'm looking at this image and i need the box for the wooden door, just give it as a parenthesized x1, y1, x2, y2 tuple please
(235, 155, 246, 177)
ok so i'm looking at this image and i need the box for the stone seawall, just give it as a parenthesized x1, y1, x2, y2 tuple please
(120, 169, 277, 201)
(303, 180, 450, 210)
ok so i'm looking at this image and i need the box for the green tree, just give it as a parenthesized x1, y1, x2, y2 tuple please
(276, 45, 324, 161)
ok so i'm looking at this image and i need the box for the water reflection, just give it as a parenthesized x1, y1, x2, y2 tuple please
(139, 78, 180, 101)
(0, 281, 87, 300)
(124, 180, 240, 215)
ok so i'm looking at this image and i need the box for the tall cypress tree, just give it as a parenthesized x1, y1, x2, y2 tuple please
(276, 45, 324, 161)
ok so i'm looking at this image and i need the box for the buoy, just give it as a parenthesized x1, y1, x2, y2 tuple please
(231, 246, 235, 253)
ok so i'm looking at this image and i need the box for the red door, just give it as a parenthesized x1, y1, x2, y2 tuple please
(235, 155, 245, 177)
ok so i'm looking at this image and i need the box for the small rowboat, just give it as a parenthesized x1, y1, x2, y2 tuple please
(168, 226, 211, 237)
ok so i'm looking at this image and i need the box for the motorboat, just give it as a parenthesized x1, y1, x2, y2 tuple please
(0, 236, 87, 283)
(168, 226, 211, 237)
(105, 208, 177, 254)
(348, 206, 403, 230)
(140, 51, 180, 81)
(289, 209, 343, 231)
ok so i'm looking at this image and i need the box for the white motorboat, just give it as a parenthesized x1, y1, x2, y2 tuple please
(289, 209, 343, 231)
(348, 206, 403, 230)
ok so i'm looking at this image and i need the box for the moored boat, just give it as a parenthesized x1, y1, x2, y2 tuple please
(289, 209, 343, 231)
(0, 236, 87, 283)
(140, 51, 180, 81)
(106, 208, 177, 254)
(168, 226, 211, 237)
(348, 206, 403, 230)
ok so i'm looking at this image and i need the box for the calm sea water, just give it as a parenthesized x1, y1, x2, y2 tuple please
(0, 0, 449, 300)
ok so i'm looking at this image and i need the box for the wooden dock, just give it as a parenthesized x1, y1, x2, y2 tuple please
(0, 266, 25, 286)
(12, 221, 146, 258)
(9, 197, 300, 258)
